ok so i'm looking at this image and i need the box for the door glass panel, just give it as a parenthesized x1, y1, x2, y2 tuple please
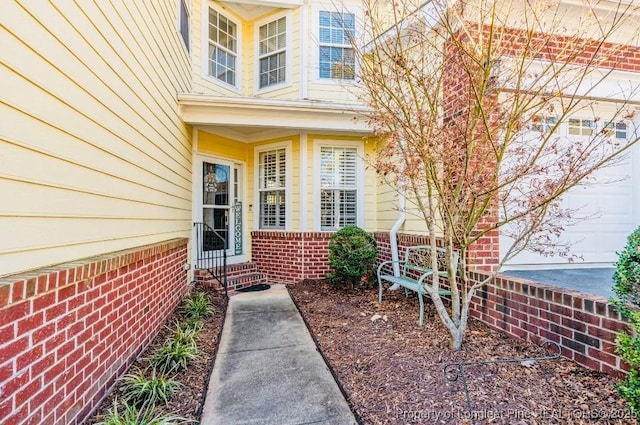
(202, 161, 230, 252)
(202, 207, 229, 251)
(203, 162, 229, 206)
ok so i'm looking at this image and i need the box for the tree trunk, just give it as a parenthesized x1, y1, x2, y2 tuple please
(450, 327, 463, 350)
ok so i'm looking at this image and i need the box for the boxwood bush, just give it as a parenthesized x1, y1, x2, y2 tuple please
(613, 226, 640, 412)
(327, 225, 378, 289)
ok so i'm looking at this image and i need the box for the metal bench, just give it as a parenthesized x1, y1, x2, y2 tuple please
(377, 245, 458, 326)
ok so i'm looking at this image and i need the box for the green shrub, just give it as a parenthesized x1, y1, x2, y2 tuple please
(181, 292, 214, 320)
(613, 226, 640, 412)
(149, 338, 197, 375)
(96, 399, 188, 425)
(327, 225, 378, 289)
(613, 226, 640, 310)
(120, 368, 181, 408)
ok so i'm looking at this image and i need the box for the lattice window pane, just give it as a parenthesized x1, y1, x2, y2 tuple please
(208, 8, 237, 86)
(318, 11, 355, 80)
(258, 17, 286, 88)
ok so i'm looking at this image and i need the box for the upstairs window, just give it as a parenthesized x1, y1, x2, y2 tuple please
(208, 8, 237, 86)
(319, 11, 355, 80)
(258, 17, 287, 88)
(320, 146, 358, 230)
(258, 148, 286, 229)
(179, 0, 190, 53)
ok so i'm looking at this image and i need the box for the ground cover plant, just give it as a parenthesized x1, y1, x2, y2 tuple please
(87, 284, 226, 424)
(291, 280, 636, 424)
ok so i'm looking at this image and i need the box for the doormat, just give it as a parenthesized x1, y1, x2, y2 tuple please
(236, 284, 271, 293)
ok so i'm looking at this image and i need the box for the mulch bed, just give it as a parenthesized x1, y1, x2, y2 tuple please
(86, 283, 227, 424)
(289, 280, 637, 425)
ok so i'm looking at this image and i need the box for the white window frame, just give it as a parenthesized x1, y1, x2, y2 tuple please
(201, 2, 242, 91)
(313, 140, 365, 231)
(177, 0, 190, 54)
(311, 5, 361, 85)
(254, 11, 293, 94)
(254, 141, 292, 231)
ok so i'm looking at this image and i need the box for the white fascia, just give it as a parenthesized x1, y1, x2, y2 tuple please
(178, 94, 372, 132)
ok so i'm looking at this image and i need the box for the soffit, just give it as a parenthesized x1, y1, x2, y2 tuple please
(178, 94, 372, 141)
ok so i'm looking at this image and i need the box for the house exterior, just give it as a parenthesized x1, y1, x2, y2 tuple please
(1, 0, 640, 423)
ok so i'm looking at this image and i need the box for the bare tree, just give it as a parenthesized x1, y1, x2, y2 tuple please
(356, 0, 640, 349)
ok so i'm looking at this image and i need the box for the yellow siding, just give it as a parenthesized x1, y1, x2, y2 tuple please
(197, 131, 248, 162)
(0, 1, 192, 277)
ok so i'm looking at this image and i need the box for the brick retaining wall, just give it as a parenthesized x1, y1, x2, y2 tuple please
(469, 271, 628, 377)
(0, 238, 189, 424)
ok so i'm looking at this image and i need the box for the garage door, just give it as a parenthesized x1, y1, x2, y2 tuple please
(502, 125, 637, 266)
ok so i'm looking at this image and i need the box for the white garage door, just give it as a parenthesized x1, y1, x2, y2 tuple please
(502, 125, 638, 266)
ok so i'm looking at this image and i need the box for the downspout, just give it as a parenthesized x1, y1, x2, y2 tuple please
(390, 190, 406, 278)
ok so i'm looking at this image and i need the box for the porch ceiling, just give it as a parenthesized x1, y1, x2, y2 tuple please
(178, 94, 372, 140)
(222, 0, 302, 19)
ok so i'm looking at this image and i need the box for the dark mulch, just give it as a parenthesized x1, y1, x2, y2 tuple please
(290, 280, 637, 425)
(86, 283, 227, 423)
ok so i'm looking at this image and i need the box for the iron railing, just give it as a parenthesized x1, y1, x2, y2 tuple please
(193, 222, 228, 297)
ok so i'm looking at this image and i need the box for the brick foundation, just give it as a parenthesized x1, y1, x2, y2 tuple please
(374, 232, 629, 377)
(0, 238, 189, 425)
(251, 231, 332, 283)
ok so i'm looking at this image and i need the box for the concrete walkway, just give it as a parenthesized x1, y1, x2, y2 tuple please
(200, 284, 357, 425)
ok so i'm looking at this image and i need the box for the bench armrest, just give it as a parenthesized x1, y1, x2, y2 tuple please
(377, 260, 404, 272)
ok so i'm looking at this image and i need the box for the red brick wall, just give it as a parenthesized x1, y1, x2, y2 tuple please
(0, 239, 189, 425)
(251, 231, 332, 283)
(469, 271, 628, 377)
(375, 232, 628, 377)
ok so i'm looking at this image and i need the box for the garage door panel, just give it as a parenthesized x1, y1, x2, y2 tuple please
(503, 150, 634, 266)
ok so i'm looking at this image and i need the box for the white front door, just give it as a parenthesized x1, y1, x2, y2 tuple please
(197, 158, 244, 259)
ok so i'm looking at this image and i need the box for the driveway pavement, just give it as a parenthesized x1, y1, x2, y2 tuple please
(501, 268, 615, 298)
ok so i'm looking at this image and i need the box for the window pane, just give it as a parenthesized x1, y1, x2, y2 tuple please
(203, 163, 229, 206)
(179, 0, 189, 52)
(259, 149, 286, 229)
(209, 8, 237, 85)
(320, 147, 358, 230)
(260, 191, 285, 229)
(258, 17, 287, 88)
